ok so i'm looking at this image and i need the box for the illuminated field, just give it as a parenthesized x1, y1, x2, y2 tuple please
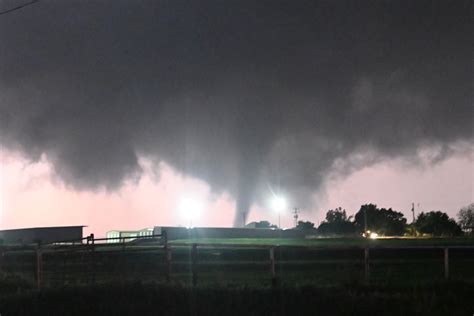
(169, 237, 474, 247)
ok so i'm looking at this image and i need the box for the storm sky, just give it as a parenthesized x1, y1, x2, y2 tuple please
(0, 0, 472, 229)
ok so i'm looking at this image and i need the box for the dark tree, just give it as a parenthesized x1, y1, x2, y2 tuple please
(317, 208, 356, 236)
(325, 207, 350, 223)
(415, 211, 463, 236)
(457, 203, 474, 234)
(317, 221, 356, 236)
(295, 221, 316, 231)
(353, 204, 407, 236)
(253, 221, 277, 229)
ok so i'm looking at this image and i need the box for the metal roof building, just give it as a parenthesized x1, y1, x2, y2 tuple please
(153, 226, 306, 240)
(106, 228, 154, 243)
(0, 225, 85, 245)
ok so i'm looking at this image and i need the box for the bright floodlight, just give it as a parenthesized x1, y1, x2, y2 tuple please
(271, 196, 287, 212)
(178, 197, 203, 224)
(370, 232, 378, 239)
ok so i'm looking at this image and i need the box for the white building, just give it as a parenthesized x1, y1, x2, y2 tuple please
(106, 228, 153, 243)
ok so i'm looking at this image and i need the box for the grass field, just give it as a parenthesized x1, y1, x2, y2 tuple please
(1, 280, 474, 316)
(169, 236, 474, 247)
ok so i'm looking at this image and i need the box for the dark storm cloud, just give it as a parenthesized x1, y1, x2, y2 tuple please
(1, 0, 472, 225)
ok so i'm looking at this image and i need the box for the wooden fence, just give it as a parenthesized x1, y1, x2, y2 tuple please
(0, 234, 473, 289)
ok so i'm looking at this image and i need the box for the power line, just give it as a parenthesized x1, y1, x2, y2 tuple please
(0, 0, 39, 16)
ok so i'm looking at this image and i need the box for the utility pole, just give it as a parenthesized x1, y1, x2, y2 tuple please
(364, 208, 367, 233)
(293, 207, 299, 227)
(411, 203, 416, 223)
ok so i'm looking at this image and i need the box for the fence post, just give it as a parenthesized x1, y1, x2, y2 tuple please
(191, 244, 197, 287)
(166, 245, 172, 283)
(90, 233, 96, 285)
(36, 241, 43, 290)
(162, 230, 168, 247)
(444, 248, 449, 280)
(270, 247, 277, 287)
(62, 251, 67, 286)
(162, 231, 172, 282)
(364, 248, 370, 282)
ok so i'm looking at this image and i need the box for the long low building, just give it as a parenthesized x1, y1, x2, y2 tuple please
(106, 228, 154, 243)
(0, 226, 85, 245)
(153, 226, 306, 240)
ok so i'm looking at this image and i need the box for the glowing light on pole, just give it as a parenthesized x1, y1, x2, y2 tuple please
(178, 197, 203, 228)
(270, 196, 287, 228)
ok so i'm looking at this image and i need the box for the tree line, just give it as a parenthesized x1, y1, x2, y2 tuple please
(254, 203, 473, 237)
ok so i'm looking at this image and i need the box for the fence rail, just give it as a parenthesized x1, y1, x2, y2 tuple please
(1, 234, 473, 289)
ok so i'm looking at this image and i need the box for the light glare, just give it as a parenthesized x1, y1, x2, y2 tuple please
(271, 196, 287, 212)
(178, 197, 203, 222)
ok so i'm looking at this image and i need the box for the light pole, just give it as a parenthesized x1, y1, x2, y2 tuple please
(178, 197, 203, 228)
(271, 196, 287, 229)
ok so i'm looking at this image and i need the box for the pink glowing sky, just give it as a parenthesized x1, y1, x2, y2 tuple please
(1, 149, 472, 237)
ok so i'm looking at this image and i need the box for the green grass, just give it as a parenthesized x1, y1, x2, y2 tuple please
(169, 237, 474, 247)
(1, 281, 474, 316)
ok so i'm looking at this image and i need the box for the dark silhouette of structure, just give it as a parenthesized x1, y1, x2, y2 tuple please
(0, 226, 85, 245)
